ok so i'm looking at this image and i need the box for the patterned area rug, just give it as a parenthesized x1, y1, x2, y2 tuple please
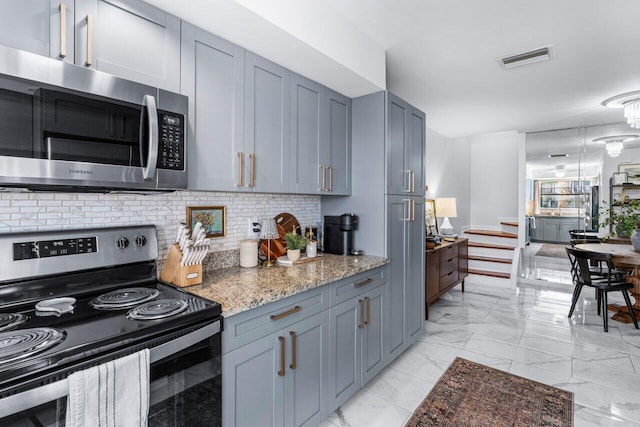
(535, 244, 569, 259)
(406, 358, 573, 427)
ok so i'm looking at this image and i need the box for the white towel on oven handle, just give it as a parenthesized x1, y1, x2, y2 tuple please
(65, 349, 150, 427)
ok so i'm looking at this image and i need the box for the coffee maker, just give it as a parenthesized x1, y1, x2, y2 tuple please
(323, 214, 359, 255)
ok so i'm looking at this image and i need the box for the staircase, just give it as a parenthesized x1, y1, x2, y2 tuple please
(462, 220, 518, 284)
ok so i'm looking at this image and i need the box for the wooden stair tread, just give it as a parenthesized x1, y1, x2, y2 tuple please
(465, 229, 517, 238)
(500, 221, 518, 227)
(468, 255, 512, 264)
(468, 268, 511, 279)
(468, 242, 515, 250)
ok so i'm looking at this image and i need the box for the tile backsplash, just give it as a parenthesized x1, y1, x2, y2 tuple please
(0, 191, 321, 263)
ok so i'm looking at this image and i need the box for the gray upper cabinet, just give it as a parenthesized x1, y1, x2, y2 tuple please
(74, 0, 180, 91)
(0, 1, 74, 61)
(244, 52, 291, 193)
(290, 74, 325, 194)
(326, 91, 351, 195)
(386, 93, 424, 196)
(181, 23, 244, 192)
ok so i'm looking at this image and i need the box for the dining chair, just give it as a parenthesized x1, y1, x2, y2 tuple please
(569, 240, 626, 281)
(566, 247, 639, 332)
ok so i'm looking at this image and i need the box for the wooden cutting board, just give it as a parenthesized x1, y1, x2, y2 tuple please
(260, 238, 287, 260)
(274, 212, 300, 235)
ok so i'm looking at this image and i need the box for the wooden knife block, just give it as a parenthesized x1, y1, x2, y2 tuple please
(160, 244, 202, 287)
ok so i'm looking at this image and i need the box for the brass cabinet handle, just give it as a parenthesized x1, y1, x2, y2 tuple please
(403, 199, 411, 221)
(278, 336, 285, 376)
(328, 166, 333, 191)
(358, 299, 364, 329)
(59, 4, 67, 58)
(411, 199, 416, 221)
(289, 331, 297, 370)
(411, 170, 416, 193)
(270, 305, 301, 321)
(237, 152, 243, 187)
(85, 15, 93, 66)
(320, 165, 326, 191)
(249, 153, 255, 187)
(364, 296, 370, 325)
(354, 277, 373, 288)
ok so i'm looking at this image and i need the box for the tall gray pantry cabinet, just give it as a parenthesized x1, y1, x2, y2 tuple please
(323, 90, 426, 360)
(0, 0, 180, 91)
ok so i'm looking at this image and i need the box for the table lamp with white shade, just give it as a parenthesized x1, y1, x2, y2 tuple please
(436, 198, 457, 236)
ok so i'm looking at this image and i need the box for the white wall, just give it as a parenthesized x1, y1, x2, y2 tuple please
(0, 191, 320, 264)
(469, 130, 524, 227)
(425, 128, 471, 234)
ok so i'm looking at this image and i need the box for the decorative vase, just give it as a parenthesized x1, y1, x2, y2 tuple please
(632, 229, 640, 251)
(306, 241, 317, 258)
(287, 249, 301, 262)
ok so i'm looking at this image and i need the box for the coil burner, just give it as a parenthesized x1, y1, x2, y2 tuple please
(0, 314, 28, 332)
(90, 287, 160, 310)
(127, 299, 188, 320)
(0, 328, 65, 366)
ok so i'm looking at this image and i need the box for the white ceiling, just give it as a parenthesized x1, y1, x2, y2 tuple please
(146, 0, 640, 138)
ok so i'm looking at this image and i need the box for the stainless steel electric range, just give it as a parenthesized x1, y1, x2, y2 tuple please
(0, 225, 222, 426)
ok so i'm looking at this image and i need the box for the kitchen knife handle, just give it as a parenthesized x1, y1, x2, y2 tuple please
(278, 336, 285, 376)
(320, 165, 326, 191)
(249, 153, 255, 187)
(289, 331, 297, 370)
(59, 4, 67, 58)
(85, 14, 93, 66)
(358, 299, 364, 329)
(237, 152, 244, 187)
(364, 296, 370, 325)
(328, 166, 333, 192)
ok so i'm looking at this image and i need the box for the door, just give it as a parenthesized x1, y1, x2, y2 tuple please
(328, 296, 361, 410)
(284, 311, 329, 427)
(222, 333, 285, 427)
(386, 195, 408, 359)
(290, 74, 324, 194)
(361, 284, 386, 384)
(406, 197, 425, 339)
(0, 0, 75, 62)
(386, 93, 409, 195)
(408, 109, 425, 196)
(244, 52, 290, 193)
(326, 91, 351, 195)
(75, 0, 180, 91)
(181, 23, 244, 192)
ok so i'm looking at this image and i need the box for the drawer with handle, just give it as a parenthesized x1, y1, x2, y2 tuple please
(222, 286, 329, 353)
(440, 269, 460, 290)
(439, 256, 459, 278)
(330, 266, 386, 306)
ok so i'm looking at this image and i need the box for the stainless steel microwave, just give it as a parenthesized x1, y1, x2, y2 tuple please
(0, 45, 187, 192)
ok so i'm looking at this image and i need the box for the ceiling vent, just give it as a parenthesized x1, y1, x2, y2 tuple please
(498, 45, 555, 69)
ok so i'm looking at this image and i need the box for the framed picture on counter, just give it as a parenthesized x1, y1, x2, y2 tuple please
(186, 206, 226, 238)
(425, 198, 438, 236)
(619, 163, 640, 185)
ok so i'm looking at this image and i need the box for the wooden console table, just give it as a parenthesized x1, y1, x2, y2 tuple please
(426, 238, 468, 319)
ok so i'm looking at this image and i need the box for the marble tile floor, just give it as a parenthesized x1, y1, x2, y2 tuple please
(320, 277, 640, 427)
(519, 242, 573, 286)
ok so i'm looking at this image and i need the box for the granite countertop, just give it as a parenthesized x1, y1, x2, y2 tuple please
(184, 254, 388, 318)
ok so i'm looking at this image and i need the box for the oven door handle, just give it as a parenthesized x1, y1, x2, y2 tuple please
(140, 94, 159, 181)
(0, 320, 221, 418)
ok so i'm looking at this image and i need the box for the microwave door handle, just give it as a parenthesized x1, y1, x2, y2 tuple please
(140, 94, 159, 180)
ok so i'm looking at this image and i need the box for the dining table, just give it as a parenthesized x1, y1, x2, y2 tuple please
(574, 242, 640, 323)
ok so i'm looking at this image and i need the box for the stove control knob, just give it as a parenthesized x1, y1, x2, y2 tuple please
(115, 236, 130, 250)
(133, 235, 147, 248)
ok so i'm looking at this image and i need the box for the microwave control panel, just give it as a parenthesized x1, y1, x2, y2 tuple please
(159, 112, 185, 171)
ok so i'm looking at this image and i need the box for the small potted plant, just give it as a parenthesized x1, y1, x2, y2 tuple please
(599, 199, 640, 248)
(284, 232, 307, 262)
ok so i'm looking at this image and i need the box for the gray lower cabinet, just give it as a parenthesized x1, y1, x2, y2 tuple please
(74, 0, 180, 91)
(290, 74, 351, 195)
(244, 52, 291, 193)
(386, 195, 425, 360)
(532, 217, 580, 243)
(0, 0, 68, 60)
(328, 278, 386, 409)
(181, 23, 245, 192)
